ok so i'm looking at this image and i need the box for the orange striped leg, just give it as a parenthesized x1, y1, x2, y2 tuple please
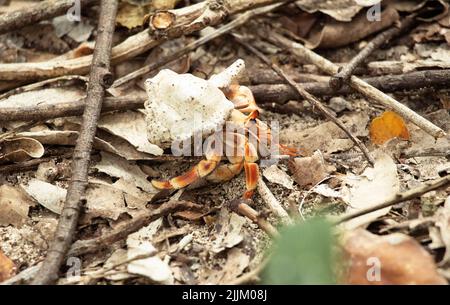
(152, 154, 221, 190)
(243, 142, 259, 199)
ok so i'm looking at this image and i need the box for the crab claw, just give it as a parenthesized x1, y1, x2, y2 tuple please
(226, 84, 261, 113)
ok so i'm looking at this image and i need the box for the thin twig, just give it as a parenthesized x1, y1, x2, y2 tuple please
(270, 32, 446, 139)
(257, 177, 292, 225)
(234, 34, 375, 166)
(334, 174, 450, 225)
(31, 0, 119, 285)
(329, 15, 416, 91)
(0, 0, 97, 35)
(111, 2, 285, 90)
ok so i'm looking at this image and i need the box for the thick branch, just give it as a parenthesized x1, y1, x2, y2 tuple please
(31, 0, 118, 285)
(251, 69, 450, 104)
(1, 69, 449, 122)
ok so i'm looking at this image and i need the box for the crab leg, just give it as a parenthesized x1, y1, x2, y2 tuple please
(151, 144, 222, 190)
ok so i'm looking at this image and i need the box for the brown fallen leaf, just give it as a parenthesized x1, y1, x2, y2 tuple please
(0, 184, 35, 227)
(174, 210, 206, 221)
(370, 111, 410, 145)
(289, 150, 331, 187)
(281, 112, 369, 155)
(301, 5, 399, 49)
(340, 229, 447, 285)
(0, 250, 16, 282)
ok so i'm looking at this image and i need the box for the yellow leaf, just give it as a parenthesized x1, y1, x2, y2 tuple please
(369, 111, 410, 145)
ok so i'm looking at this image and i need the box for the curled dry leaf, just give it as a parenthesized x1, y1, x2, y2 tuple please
(18, 129, 148, 160)
(296, 4, 398, 49)
(0, 137, 44, 163)
(370, 111, 410, 145)
(341, 229, 447, 285)
(0, 85, 85, 109)
(0, 250, 16, 282)
(0, 185, 35, 227)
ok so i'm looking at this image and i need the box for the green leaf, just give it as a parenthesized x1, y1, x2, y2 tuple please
(262, 218, 336, 284)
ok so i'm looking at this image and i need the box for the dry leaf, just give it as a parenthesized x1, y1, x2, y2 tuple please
(21, 179, 66, 215)
(341, 229, 447, 285)
(433, 196, 450, 265)
(0, 137, 44, 163)
(295, 0, 380, 22)
(300, 5, 398, 49)
(370, 111, 410, 145)
(204, 248, 250, 284)
(289, 151, 330, 187)
(116, 2, 149, 29)
(0, 250, 16, 282)
(263, 164, 295, 189)
(84, 183, 127, 221)
(97, 111, 163, 156)
(0, 185, 34, 227)
(94, 152, 156, 193)
(126, 218, 174, 284)
(210, 208, 247, 254)
(281, 112, 369, 155)
(341, 150, 399, 230)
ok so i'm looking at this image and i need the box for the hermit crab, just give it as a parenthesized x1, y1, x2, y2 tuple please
(144, 60, 297, 199)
